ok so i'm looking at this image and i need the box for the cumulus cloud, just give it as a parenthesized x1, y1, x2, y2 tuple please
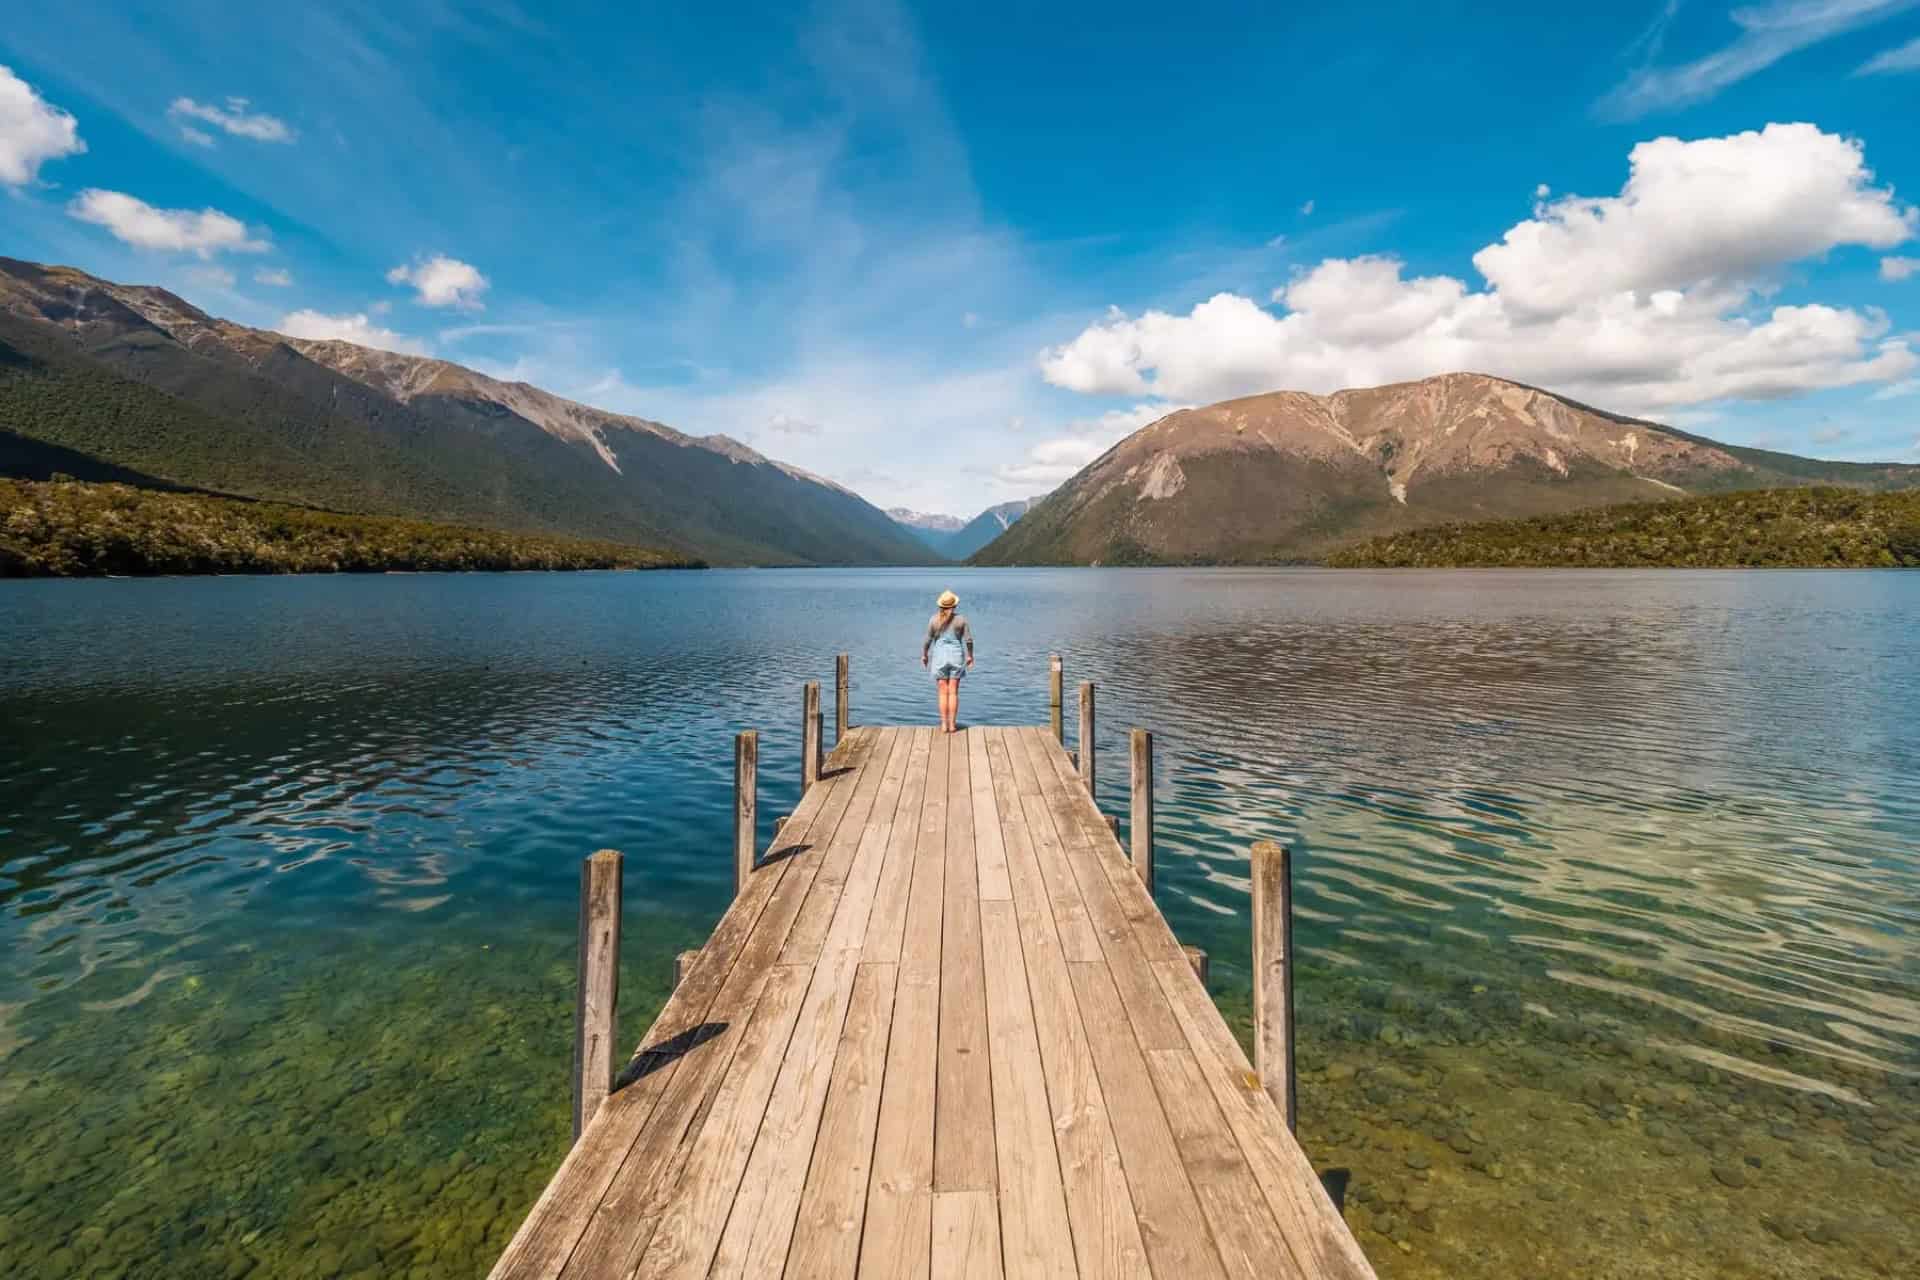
(1040, 124, 1918, 416)
(253, 267, 294, 287)
(167, 96, 294, 144)
(67, 189, 269, 257)
(386, 254, 489, 309)
(1599, 0, 1916, 117)
(0, 64, 85, 186)
(275, 309, 427, 355)
(995, 402, 1180, 487)
(1883, 256, 1920, 281)
(1858, 34, 1920, 73)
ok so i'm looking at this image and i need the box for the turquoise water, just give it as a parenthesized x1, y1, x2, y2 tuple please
(2, 568, 1916, 1278)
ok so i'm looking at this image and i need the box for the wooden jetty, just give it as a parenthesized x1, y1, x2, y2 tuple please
(492, 659, 1374, 1280)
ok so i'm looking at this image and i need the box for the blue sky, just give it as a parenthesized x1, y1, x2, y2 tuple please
(3, 0, 1919, 513)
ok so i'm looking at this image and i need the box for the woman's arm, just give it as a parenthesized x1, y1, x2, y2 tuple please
(961, 617, 974, 665)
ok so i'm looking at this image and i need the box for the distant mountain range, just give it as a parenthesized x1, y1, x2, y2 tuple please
(887, 498, 1040, 559)
(971, 373, 1920, 565)
(0, 257, 934, 567)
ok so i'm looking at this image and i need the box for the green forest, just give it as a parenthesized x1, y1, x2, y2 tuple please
(1328, 486, 1920, 568)
(0, 478, 699, 577)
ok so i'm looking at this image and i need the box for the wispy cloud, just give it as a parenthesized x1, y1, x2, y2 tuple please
(0, 63, 86, 186)
(167, 96, 294, 144)
(1858, 33, 1920, 71)
(67, 189, 269, 256)
(253, 266, 293, 286)
(1597, 0, 1920, 118)
(1884, 255, 1920, 280)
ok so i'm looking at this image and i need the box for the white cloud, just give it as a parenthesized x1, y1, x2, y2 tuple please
(1300, 199, 1315, 216)
(253, 267, 294, 287)
(0, 64, 85, 186)
(67, 189, 269, 257)
(1599, 0, 1917, 117)
(1883, 256, 1920, 281)
(386, 254, 490, 309)
(167, 96, 294, 144)
(1872, 378, 1919, 401)
(1041, 124, 1918, 417)
(995, 402, 1179, 487)
(275, 309, 428, 355)
(1534, 183, 1551, 199)
(1858, 34, 1920, 73)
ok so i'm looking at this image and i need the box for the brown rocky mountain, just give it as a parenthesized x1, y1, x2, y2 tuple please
(971, 373, 1920, 564)
(0, 257, 933, 566)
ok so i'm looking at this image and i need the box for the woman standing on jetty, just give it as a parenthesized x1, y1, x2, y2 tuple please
(921, 589, 974, 733)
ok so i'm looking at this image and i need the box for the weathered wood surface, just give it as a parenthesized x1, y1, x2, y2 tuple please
(492, 725, 1371, 1280)
(572, 849, 623, 1140)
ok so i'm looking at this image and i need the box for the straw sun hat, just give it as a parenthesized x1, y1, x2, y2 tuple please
(937, 590, 959, 609)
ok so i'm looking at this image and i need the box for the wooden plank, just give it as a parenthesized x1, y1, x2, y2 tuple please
(710, 739, 909, 1279)
(625, 963, 812, 1280)
(1029, 730, 1187, 969)
(1250, 840, 1296, 1131)
(997, 728, 1101, 964)
(1129, 729, 1153, 895)
(706, 943, 863, 1278)
(1150, 958, 1377, 1280)
(488, 729, 876, 1280)
(555, 734, 886, 1276)
(804, 681, 822, 791)
(862, 727, 933, 965)
(859, 727, 945, 1280)
(967, 727, 1012, 902)
(1077, 681, 1096, 793)
(930, 1192, 1003, 1280)
(935, 729, 996, 1192)
(1145, 1048, 1303, 1280)
(1018, 729, 1185, 1052)
(984, 729, 1149, 1280)
(979, 899, 1076, 1277)
(1067, 960, 1228, 1280)
(574, 849, 623, 1140)
(837, 652, 851, 742)
(735, 731, 758, 894)
(781, 728, 902, 964)
(787, 961, 900, 1276)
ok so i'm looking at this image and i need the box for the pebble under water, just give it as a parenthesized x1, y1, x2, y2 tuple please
(2, 567, 1916, 1278)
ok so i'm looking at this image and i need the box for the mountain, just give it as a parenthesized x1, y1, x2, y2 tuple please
(970, 373, 1920, 565)
(0, 258, 934, 567)
(888, 497, 1040, 559)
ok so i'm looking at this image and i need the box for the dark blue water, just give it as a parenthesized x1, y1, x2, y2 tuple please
(2, 568, 1916, 1278)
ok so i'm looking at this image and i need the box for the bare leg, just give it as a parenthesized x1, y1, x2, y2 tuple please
(951, 677, 962, 731)
(941, 679, 957, 732)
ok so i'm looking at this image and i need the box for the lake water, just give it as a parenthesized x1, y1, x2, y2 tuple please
(2, 567, 1916, 1279)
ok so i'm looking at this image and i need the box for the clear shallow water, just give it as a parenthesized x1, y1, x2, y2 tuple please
(2, 567, 1917, 1279)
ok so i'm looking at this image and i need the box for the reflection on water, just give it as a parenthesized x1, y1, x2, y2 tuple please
(2, 568, 1916, 1278)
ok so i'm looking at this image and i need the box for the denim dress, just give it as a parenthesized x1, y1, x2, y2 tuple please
(929, 618, 968, 681)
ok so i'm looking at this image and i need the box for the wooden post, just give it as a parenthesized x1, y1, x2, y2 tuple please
(835, 653, 850, 743)
(674, 950, 698, 990)
(802, 681, 821, 791)
(1251, 840, 1297, 1132)
(573, 849, 623, 1140)
(734, 730, 757, 893)
(1182, 944, 1209, 987)
(1104, 814, 1119, 839)
(1130, 729, 1154, 894)
(773, 814, 789, 842)
(1048, 653, 1064, 742)
(1077, 681, 1096, 795)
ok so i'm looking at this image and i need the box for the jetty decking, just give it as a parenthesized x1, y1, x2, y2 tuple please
(491, 721, 1373, 1280)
